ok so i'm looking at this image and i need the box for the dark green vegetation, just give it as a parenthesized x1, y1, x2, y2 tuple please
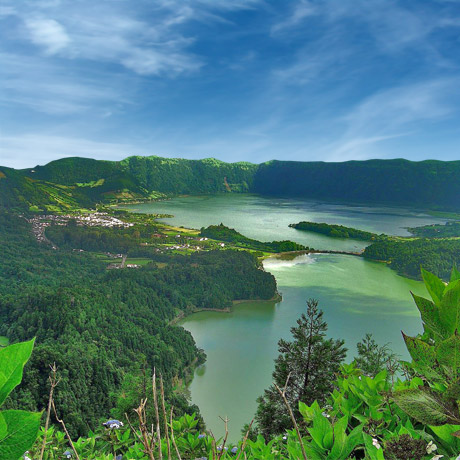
(408, 221, 460, 238)
(363, 238, 460, 281)
(255, 299, 347, 439)
(289, 221, 385, 241)
(200, 223, 308, 253)
(19, 268, 460, 459)
(253, 159, 460, 210)
(0, 212, 276, 437)
(2, 156, 460, 211)
(0, 156, 256, 211)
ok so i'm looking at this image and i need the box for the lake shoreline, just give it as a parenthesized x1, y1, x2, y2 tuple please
(125, 193, 442, 438)
(170, 292, 283, 326)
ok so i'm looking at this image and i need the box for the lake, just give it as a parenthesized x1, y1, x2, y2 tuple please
(124, 194, 447, 440)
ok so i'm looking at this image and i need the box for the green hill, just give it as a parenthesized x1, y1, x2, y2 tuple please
(253, 159, 460, 209)
(2, 156, 460, 211)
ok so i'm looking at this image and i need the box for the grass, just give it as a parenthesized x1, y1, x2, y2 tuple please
(126, 258, 152, 266)
(0, 336, 9, 347)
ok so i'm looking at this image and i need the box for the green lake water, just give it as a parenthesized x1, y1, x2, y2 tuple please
(124, 194, 448, 440)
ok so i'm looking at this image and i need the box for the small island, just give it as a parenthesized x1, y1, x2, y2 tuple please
(289, 221, 386, 241)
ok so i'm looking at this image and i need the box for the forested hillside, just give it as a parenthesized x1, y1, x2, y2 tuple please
(253, 159, 460, 209)
(363, 238, 460, 280)
(0, 212, 276, 436)
(2, 156, 460, 211)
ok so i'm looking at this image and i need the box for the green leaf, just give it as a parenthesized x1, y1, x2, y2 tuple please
(429, 424, 460, 447)
(308, 411, 332, 450)
(451, 267, 460, 283)
(344, 424, 364, 457)
(439, 282, 460, 335)
(411, 292, 448, 339)
(402, 333, 437, 372)
(0, 339, 35, 406)
(0, 410, 41, 460)
(299, 400, 320, 423)
(393, 387, 458, 425)
(422, 268, 445, 305)
(437, 331, 460, 371)
(328, 416, 348, 459)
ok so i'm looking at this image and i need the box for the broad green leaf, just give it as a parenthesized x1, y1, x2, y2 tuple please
(451, 267, 460, 283)
(0, 410, 41, 460)
(402, 333, 436, 371)
(0, 339, 35, 406)
(437, 332, 460, 371)
(303, 444, 325, 460)
(439, 282, 460, 335)
(328, 416, 348, 459)
(308, 411, 331, 450)
(411, 292, 448, 339)
(299, 400, 320, 423)
(393, 387, 456, 425)
(344, 424, 364, 457)
(422, 268, 445, 305)
(430, 424, 460, 447)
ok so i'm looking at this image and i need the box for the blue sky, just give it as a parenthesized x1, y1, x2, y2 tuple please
(1, 0, 459, 168)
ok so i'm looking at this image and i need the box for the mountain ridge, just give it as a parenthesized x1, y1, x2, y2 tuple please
(2, 155, 460, 211)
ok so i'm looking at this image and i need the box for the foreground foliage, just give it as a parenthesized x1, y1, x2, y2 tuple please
(0, 339, 40, 460)
(8, 267, 460, 459)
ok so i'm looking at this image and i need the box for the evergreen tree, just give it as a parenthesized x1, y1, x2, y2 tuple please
(354, 333, 399, 378)
(255, 299, 346, 439)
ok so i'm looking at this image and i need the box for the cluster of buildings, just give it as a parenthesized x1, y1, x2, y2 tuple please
(27, 212, 134, 246)
(73, 212, 134, 228)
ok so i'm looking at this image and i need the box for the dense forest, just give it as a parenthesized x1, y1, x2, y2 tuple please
(363, 238, 460, 280)
(253, 159, 460, 209)
(289, 221, 385, 241)
(407, 220, 460, 238)
(0, 212, 276, 436)
(9, 268, 460, 460)
(2, 156, 460, 211)
(200, 223, 308, 253)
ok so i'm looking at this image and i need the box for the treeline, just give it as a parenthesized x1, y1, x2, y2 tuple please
(408, 221, 460, 238)
(46, 220, 165, 253)
(200, 223, 308, 253)
(0, 212, 276, 436)
(363, 238, 460, 280)
(253, 159, 460, 210)
(289, 221, 385, 241)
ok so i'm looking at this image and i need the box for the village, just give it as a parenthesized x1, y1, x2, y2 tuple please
(25, 211, 228, 270)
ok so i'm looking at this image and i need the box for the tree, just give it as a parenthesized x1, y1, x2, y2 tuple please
(354, 333, 399, 378)
(255, 299, 346, 438)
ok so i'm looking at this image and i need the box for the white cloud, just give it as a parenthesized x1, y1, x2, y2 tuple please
(271, 0, 317, 34)
(0, 134, 145, 169)
(24, 17, 70, 55)
(0, 52, 126, 115)
(325, 78, 460, 160)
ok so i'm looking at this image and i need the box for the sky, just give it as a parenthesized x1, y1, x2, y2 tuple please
(1, 0, 460, 168)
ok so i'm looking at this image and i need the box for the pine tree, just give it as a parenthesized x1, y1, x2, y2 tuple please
(354, 333, 399, 378)
(255, 299, 346, 438)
